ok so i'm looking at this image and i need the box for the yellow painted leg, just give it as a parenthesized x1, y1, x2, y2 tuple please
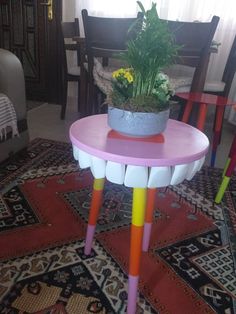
(215, 177, 230, 204)
(222, 158, 231, 177)
(128, 188, 147, 314)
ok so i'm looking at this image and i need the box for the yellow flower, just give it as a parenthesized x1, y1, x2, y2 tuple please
(124, 71, 133, 83)
(112, 68, 134, 84)
(112, 68, 125, 79)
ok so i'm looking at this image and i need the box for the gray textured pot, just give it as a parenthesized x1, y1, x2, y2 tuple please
(108, 106, 170, 137)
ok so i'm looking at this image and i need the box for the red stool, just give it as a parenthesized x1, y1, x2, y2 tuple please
(176, 92, 235, 166)
(215, 134, 236, 203)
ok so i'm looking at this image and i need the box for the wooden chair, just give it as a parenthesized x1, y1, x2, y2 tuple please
(60, 18, 80, 120)
(204, 34, 236, 98)
(164, 16, 219, 122)
(203, 35, 236, 164)
(81, 10, 143, 116)
(165, 16, 220, 94)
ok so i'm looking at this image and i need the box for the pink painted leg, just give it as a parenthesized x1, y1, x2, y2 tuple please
(142, 188, 156, 252)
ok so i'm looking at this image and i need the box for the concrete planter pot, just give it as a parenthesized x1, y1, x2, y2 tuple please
(108, 106, 170, 137)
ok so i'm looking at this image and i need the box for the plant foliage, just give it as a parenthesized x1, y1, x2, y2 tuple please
(110, 1, 179, 112)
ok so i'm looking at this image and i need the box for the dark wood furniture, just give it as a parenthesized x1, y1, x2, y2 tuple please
(81, 10, 143, 116)
(203, 35, 236, 156)
(167, 16, 220, 122)
(166, 16, 220, 93)
(0, 0, 63, 103)
(205, 34, 236, 97)
(60, 18, 80, 119)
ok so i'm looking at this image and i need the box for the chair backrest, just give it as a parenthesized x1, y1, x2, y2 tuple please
(61, 18, 80, 49)
(165, 16, 220, 92)
(82, 10, 143, 78)
(222, 34, 236, 97)
(60, 18, 80, 73)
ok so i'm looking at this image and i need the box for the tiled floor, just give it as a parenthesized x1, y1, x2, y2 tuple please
(28, 89, 235, 169)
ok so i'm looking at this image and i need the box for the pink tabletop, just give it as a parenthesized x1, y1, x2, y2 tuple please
(70, 114, 209, 167)
(176, 92, 236, 106)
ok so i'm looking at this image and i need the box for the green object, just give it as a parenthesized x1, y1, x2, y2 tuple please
(222, 158, 231, 177)
(215, 176, 230, 204)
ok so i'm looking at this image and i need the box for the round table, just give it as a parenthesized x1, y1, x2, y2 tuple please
(70, 114, 209, 314)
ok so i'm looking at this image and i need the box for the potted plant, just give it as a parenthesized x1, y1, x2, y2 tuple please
(107, 1, 179, 137)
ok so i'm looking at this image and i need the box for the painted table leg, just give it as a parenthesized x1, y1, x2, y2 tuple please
(128, 188, 147, 314)
(215, 155, 236, 203)
(211, 106, 225, 167)
(182, 100, 193, 123)
(84, 178, 105, 255)
(222, 136, 236, 177)
(222, 158, 231, 178)
(142, 188, 156, 252)
(197, 103, 207, 131)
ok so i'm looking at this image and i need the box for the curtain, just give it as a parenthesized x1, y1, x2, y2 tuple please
(69, 0, 236, 123)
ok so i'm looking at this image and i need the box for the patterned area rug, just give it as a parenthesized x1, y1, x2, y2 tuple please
(0, 138, 235, 313)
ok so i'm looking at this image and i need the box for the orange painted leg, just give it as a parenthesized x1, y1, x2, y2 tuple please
(142, 188, 156, 252)
(211, 106, 225, 167)
(197, 103, 207, 131)
(84, 178, 105, 255)
(128, 188, 147, 314)
(182, 100, 193, 123)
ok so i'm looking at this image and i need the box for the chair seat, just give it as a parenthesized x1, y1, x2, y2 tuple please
(68, 65, 80, 76)
(172, 79, 226, 94)
(169, 76, 192, 93)
(163, 65, 193, 93)
(92, 58, 123, 96)
(204, 80, 225, 92)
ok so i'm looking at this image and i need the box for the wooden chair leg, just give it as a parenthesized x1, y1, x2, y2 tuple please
(79, 66, 88, 118)
(77, 80, 80, 113)
(87, 81, 95, 116)
(177, 98, 187, 121)
(211, 106, 225, 167)
(60, 80, 68, 120)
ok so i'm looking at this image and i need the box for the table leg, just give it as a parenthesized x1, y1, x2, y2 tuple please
(211, 106, 225, 167)
(182, 100, 193, 123)
(84, 178, 105, 255)
(128, 188, 147, 314)
(142, 188, 156, 252)
(215, 155, 236, 203)
(197, 103, 207, 131)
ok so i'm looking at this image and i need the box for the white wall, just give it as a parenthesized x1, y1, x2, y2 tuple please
(62, 0, 76, 21)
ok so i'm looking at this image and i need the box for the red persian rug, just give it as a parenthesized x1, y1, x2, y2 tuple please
(0, 138, 235, 313)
